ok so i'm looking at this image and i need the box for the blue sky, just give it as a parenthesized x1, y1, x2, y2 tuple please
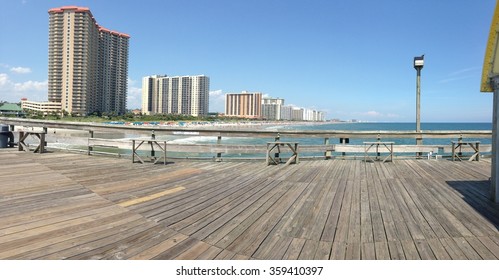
(0, 0, 496, 122)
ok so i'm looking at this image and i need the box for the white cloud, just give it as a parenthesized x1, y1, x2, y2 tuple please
(350, 110, 399, 120)
(0, 73, 48, 102)
(0, 73, 9, 87)
(209, 89, 225, 113)
(209, 89, 223, 96)
(10, 67, 32, 74)
(127, 86, 142, 109)
(364, 110, 383, 117)
(13, 80, 47, 91)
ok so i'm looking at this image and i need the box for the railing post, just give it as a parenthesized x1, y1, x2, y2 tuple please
(324, 137, 331, 160)
(87, 130, 94, 155)
(340, 138, 349, 159)
(377, 134, 381, 158)
(216, 135, 222, 162)
(274, 133, 280, 162)
(150, 130, 155, 160)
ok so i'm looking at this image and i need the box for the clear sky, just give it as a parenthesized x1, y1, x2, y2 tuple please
(0, 0, 496, 122)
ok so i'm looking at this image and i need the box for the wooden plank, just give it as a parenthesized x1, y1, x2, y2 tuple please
(128, 233, 188, 260)
(297, 240, 319, 260)
(118, 186, 185, 207)
(282, 238, 306, 260)
(374, 242, 390, 260)
(0, 208, 138, 256)
(203, 180, 284, 246)
(344, 242, 361, 260)
(330, 242, 347, 260)
(476, 236, 499, 259)
(465, 237, 497, 259)
(360, 179, 374, 244)
(366, 168, 388, 244)
(223, 181, 309, 257)
(253, 235, 293, 260)
(328, 179, 353, 243)
(320, 178, 348, 241)
(153, 237, 200, 260)
(9, 214, 149, 260)
(347, 178, 362, 246)
(438, 238, 467, 260)
(374, 178, 398, 242)
(413, 239, 436, 260)
(314, 241, 332, 260)
(214, 249, 237, 260)
(167, 241, 211, 260)
(400, 240, 421, 260)
(191, 178, 281, 240)
(195, 246, 224, 260)
(387, 241, 405, 260)
(361, 242, 376, 260)
(426, 239, 451, 260)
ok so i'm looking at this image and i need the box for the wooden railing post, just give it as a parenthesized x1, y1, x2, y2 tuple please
(274, 133, 280, 162)
(324, 137, 331, 160)
(150, 130, 156, 161)
(216, 135, 222, 162)
(87, 130, 94, 155)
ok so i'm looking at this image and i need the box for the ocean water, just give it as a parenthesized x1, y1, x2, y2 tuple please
(274, 122, 492, 146)
(288, 122, 491, 132)
(172, 122, 492, 145)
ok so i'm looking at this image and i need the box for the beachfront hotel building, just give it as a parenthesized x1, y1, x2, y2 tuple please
(261, 97, 284, 120)
(225, 91, 262, 118)
(48, 6, 129, 115)
(280, 105, 325, 121)
(20, 98, 61, 116)
(141, 75, 210, 116)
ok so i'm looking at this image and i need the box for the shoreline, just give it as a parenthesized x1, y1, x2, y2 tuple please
(98, 120, 330, 130)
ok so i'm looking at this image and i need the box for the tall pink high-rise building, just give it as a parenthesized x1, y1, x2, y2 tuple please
(48, 6, 129, 115)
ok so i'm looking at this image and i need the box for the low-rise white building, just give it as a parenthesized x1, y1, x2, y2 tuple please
(21, 99, 61, 115)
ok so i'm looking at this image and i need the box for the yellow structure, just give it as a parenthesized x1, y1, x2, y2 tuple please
(481, 1, 499, 92)
(482, 0, 499, 203)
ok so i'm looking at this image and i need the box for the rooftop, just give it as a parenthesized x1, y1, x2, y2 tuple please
(0, 103, 22, 112)
(48, 6, 130, 39)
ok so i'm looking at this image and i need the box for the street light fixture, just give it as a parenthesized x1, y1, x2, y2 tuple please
(414, 55, 424, 146)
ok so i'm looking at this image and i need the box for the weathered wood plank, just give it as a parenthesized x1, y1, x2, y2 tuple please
(426, 239, 451, 260)
(413, 239, 436, 260)
(465, 237, 497, 259)
(128, 233, 188, 260)
(314, 241, 332, 260)
(361, 242, 376, 260)
(282, 238, 306, 260)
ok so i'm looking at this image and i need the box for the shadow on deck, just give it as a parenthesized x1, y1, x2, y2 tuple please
(446, 180, 499, 230)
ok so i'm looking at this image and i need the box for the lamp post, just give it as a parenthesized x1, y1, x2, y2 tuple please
(414, 55, 424, 146)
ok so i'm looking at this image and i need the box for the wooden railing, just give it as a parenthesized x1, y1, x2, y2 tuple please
(1, 117, 492, 160)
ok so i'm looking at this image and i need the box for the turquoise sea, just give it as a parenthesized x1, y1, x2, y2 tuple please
(276, 122, 492, 146)
(168, 122, 492, 146)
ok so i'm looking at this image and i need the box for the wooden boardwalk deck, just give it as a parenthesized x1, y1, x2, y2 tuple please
(0, 150, 498, 260)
